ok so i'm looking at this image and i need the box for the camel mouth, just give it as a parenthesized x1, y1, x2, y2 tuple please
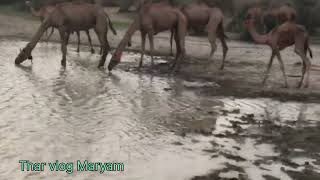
(108, 59, 119, 71)
(15, 57, 24, 65)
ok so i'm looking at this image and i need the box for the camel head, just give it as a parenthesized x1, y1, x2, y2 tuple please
(15, 48, 33, 65)
(245, 8, 259, 26)
(246, 7, 263, 26)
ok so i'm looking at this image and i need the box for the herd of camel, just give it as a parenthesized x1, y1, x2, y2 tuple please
(14, 0, 313, 88)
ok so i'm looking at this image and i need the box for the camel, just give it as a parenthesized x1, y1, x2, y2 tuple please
(25, 1, 96, 54)
(108, 0, 187, 71)
(247, 4, 297, 32)
(170, 3, 228, 70)
(244, 12, 313, 88)
(15, 3, 117, 68)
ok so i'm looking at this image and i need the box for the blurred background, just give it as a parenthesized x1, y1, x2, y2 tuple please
(0, 0, 319, 37)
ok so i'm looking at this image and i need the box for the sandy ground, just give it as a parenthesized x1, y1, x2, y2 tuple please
(1, 9, 320, 102)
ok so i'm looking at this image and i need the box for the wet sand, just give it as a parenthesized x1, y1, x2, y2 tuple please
(1, 11, 320, 102)
(1, 10, 320, 180)
(0, 40, 319, 180)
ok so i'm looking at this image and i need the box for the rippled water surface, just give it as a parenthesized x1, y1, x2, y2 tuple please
(0, 40, 320, 180)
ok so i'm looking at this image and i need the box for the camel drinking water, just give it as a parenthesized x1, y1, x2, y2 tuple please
(170, 3, 229, 70)
(25, 1, 98, 54)
(15, 3, 117, 68)
(108, 1, 187, 71)
(245, 10, 313, 88)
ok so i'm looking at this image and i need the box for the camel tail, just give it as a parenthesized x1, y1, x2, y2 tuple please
(105, 13, 117, 35)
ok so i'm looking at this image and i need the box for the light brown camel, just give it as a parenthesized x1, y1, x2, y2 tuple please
(247, 4, 297, 32)
(170, 3, 228, 70)
(244, 12, 313, 88)
(15, 3, 117, 68)
(25, 1, 96, 54)
(108, 0, 187, 71)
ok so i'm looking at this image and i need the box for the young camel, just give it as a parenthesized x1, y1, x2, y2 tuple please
(25, 1, 97, 54)
(15, 3, 117, 68)
(170, 3, 228, 70)
(247, 4, 297, 33)
(108, 1, 187, 71)
(244, 13, 313, 88)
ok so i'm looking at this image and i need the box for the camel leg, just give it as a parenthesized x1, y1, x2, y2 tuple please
(46, 27, 54, 42)
(76, 31, 80, 53)
(86, 30, 95, 54)
(262, 52, 276, 85)
(95, 28, 110, 68)
(295, 49, 311, 88)
(218, 34, 228, 70)
(139, 31, 147, 68)
(170, 29, 174, 56)
(304, 57, 311, 88)
(59, 29, 68, 67)
(208, 30, 217, 61)
(173, 27, 186, 72)
(147, 31, 155, 67)
(275, 51, 288, 88)
(171, 30, 181, 70)
(66, 32, 70, 45)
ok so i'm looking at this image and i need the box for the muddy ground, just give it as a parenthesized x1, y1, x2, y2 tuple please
(1, 8, 320, 180)
(1, 9, 320, 102)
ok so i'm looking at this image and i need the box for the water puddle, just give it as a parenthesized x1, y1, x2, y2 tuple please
(0, 40, 319, 180)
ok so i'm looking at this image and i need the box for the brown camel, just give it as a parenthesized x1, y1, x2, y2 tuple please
(170, 3, 228, 70)
(247, 4, 297, 32)
(15, 3, 117, 68)
(108, 0, 187, 71)
(244, 12, 313, 88)
(26, 1, 96, 54)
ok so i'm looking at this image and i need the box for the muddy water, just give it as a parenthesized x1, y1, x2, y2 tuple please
(0, 40, 320, 180)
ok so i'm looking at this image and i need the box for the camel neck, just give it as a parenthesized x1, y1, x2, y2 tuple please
(247, 23, 268, 45)
(25, 20, 50, 54)
(28, 5, 43, 17)
(112, 19, 140, 63)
